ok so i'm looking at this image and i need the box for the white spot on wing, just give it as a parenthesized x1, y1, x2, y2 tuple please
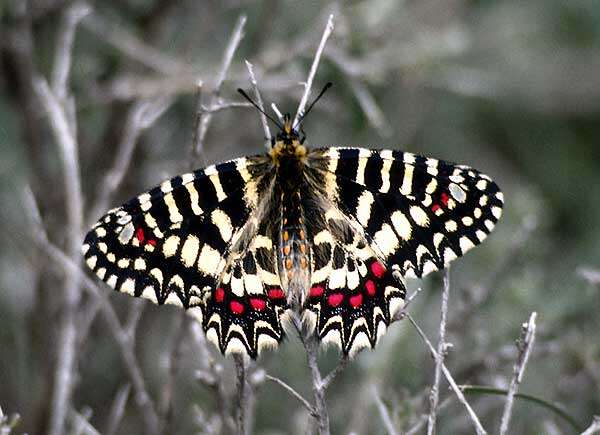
(164, 192, 183, 223)
(211, 209, 233, 242)
(356, 191, 374, 226)
(163, 235, 180, 258)
(198, 245, 222, 274)
(373, 224, 399, 257)
(186, 183, 203, 216)
(86, 256, 97, 269)
(121, 278, 135, 295)
(400, 165, 414, 196)
(410, 206, 429, 227)
(181, 235, 200, 268)
(459, 236, 475, 253)
(390, 211, 412, 240)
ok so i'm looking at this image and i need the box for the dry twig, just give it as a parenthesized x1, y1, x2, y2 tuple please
(104, 384, 131, 435)
(499, 312, 538, 435)
(33, 4, 87, 430)
(427, 268, 451, 435)
(192, 15, 247, 167)
(581, 416, 600, 435)
(407, 313, 487, 435)
(372, 386, 398, 435)
(244, 60, 272, 148)
(293, 14, 335, 125)
(265, 375, 315, 416)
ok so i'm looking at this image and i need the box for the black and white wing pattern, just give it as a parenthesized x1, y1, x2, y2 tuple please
(82, 156, 287, 358)
(310, 147, 503, 278)
(300, 146, 503, 355)
(301, 198, 406, 357)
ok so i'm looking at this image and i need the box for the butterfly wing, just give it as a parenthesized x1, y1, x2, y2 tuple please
(309, 147, 504, 278)
(82, 156, 287, 357)
(302, 146, 503, 355)
(302, 200, 406, 356)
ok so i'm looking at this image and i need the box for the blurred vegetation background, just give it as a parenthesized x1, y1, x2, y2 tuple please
(1, 0, 600, 434)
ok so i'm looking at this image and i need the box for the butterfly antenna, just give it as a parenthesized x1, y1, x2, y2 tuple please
(294, 82, 332, 129)
(237, 88, 283, 129)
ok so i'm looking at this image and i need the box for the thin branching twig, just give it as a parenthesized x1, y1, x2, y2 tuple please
(427, 268, 451, 435)
(192, 15, 246, 167)
(293, 14, 335, 125)
(372, 385, 398, 435)
(499, 312, 538, 435)
(244, 60, 272, 148)
(91, 97, 173, 222)
(233, 354, 248, 435)
(581, 416, 600, 435)
(407, 313, 487, 435)
(34, 5, 87, 430)
(104, 384, 131, 435)
(265, 375, 316, 416)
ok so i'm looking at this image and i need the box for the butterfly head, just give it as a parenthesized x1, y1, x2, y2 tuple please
(276, 114, 300, 144)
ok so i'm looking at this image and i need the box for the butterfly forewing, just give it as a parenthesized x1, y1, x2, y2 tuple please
(309, 147, 504, 278)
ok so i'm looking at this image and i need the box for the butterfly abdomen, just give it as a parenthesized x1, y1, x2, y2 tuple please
(275, 152, 312, 307)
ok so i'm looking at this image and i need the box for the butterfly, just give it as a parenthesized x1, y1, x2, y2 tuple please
(82, 84, 503, 359)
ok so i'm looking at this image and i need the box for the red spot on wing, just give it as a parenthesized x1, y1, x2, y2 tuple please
(309, 286, 324, 298)
(250, 298, 266, 311)
(136, 227, 145, 243)
(214, 287, 225, 303)
(431, 203, 441, 212)
(147, 239, 157, 247)
(370, 261, 386, 278)
(230, 300, 245, 314)
(349, 293, 363, 308)
(365, 280, 376, 297)
(440, 192, 449, 206)
(268, 288, 285, 300)
(327, 293, 344, 307)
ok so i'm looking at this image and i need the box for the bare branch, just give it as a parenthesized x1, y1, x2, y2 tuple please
(51, 2, 90, 101)
(577, 267, 600, 285)
(215, 16, 247, 96)
(23, 213, 162, 435)
(81, 12, 191, 74)
(348, 79, 390, 135)
(407, 313, 487, 435)
(499, 312, 538, 435)
(265, 375, 315, 416)
(427, 268, 451, 435)
(293, 14, 335, 125)
(104, 384, 131, 435)
(292, 315, 330, 435)
(321, 356, 349, 390)
(91, 97, 173, 222)
(201, 101, 253, 113)
(192, 15, 247, 167)
(233, 354, 248, 435)
(581, 416, 600, 435)
(271, 103, 284, 122)
(371, 386, 398, 435)
(244, 60, 272, 148)
(0, 406, 21, 434)
(69, 407, 101, 435)
(35, 40, 86, 434)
